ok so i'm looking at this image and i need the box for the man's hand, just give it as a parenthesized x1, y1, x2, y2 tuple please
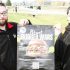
(19, 19, 29, 26)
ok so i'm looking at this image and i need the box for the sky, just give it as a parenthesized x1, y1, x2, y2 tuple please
(2, 0, 70, 3)
(2, 0, 24, 3)
(2, 0, 35, 3)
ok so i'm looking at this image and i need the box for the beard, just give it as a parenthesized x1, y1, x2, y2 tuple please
(0, 19, 8, 26)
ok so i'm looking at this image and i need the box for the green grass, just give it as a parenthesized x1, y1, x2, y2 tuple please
(8, 13, 68, 28)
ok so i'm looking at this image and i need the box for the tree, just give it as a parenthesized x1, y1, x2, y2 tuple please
(6, 0, 12, 6)
(37, 6, 41, 10)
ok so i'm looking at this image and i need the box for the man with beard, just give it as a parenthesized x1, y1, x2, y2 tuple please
(0, 2, 32, 70)
(55, 7, 70, 70)
(0, 2, 17, 70)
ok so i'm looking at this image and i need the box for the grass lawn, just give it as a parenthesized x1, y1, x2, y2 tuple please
(8, 13, 68, 28)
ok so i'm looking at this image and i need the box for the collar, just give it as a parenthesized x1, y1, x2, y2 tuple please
(7, 22, 14, 29)
(0, 22, 14, 33)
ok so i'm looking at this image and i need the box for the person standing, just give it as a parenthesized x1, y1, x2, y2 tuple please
(0, 2, 17, 70)
(55, 6, 70, 70)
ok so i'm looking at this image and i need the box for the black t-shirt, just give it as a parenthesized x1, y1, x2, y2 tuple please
(0, 22, 17, 70)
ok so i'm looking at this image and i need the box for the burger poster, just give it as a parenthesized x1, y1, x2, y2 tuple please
(17, 25, 54, 70)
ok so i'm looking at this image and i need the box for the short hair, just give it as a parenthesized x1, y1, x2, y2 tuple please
(0, 2, 5, 6)
(0, 2, 7, 11)
(67, 7, 70, 15)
